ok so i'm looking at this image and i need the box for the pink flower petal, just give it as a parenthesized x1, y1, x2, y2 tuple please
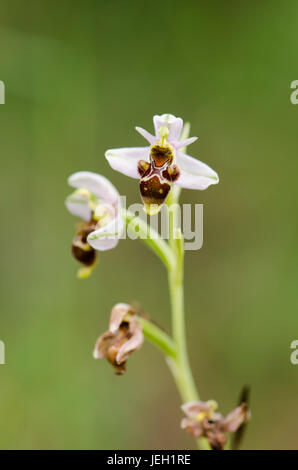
(135, 126, 156, 144)
(175, 151, 219, 190)
(222, 404, 250, 433)
(153, 114, 183, 141)
(87, 213, 124, 251)
(65, 193, 92, 221)
(172, 136, 198, 149)
(68, 171, 119, 205)
(105, 147, 149, 179)
(109, 303, 132, 333)
(181, 401, 211, 419)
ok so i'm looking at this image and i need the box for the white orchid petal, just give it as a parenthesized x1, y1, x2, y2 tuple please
(175, 151, 219, 190)
(88, 232, 119, 251)
(153, 114, 183, 141)
(105, 147, 149, 179)
(68, 171, 118, 204)
(173, 136, 198, 149)
(65, 193, 91, 221)
(87, 213, 124, 251)
(135, 126, 156, 144)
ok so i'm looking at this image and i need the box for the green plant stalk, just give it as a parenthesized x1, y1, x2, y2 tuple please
(136, 316, 176, 358)
(166, 189, 210, 451)
(167, 251, 198, 403)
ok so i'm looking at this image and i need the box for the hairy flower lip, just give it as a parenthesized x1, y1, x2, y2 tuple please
(105, 114, 219, 197)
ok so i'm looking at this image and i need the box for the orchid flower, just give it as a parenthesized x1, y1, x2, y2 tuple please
(93, 303, 144, 374)
(65, 171, 123, 278)
(105, 114, 219, 214)
(181, 399, 250, 450)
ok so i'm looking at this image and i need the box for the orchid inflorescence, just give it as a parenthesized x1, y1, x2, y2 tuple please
(65, 114, 250, 450)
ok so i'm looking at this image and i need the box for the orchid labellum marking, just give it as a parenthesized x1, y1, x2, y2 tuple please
(138, 127, 181, 215)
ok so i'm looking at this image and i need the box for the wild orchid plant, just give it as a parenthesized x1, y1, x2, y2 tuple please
(65, 114, 250, 450)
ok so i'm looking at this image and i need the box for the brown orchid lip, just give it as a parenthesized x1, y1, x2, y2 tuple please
(71, 220, 98, 267)
(139, 155, 180, 211)
(140, 174, 171, 208)
(71, 241, 96, 267)
(138, 142, 180, 212)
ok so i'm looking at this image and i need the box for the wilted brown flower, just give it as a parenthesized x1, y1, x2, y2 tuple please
(181, 399, 250, 450)
(93, 303, 144, 375)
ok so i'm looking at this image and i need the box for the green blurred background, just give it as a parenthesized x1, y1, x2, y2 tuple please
(0, 0, 297, 450)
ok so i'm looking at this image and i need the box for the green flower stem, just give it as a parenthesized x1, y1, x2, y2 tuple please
(136, 316, 176, 358)
(166, 192, 198, 402)
(123, 209, 176, 271)
(166, 189, 210, 451)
